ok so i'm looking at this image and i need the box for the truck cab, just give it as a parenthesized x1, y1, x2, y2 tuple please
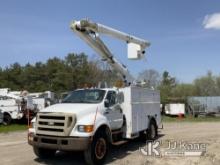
(61, 88, 124, 131)
(28, 88, 125, 164)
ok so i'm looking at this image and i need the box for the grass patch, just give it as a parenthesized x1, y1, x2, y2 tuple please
(162, 115, 220, 122)
(0, 124, 28, 133)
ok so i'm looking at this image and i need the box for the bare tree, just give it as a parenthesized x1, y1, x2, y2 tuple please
(137, 69, 160, 88)
(194, 71, 217, 96)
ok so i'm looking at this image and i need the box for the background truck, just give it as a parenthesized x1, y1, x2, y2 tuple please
(0, 109, 3, 124)
(165, 103, 185, 116)
(0, 88, 25, 125)
(0, 88, 56, 125)
(28, 19, 161, 165)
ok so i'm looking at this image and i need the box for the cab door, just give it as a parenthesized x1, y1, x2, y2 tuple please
(104, 91, 123, 130)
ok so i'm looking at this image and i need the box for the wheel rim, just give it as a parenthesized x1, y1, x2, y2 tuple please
(151, 124, 156, 139)
(95, 138, 106, 160)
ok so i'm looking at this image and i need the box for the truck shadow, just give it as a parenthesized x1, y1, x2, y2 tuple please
(34, 133, 164, 165)
(106, 134, 164, 164)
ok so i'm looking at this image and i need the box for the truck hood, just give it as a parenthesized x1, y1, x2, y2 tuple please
(40, 103, 100, 115)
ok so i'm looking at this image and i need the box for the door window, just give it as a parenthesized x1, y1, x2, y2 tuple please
(106, 91, 117, 107)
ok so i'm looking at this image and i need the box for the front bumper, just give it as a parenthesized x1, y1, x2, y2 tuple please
(28, 132, 91, 151)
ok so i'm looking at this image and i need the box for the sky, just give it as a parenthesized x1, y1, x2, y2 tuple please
(0, 0, 220, 83)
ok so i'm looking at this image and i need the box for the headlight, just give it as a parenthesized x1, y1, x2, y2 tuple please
(29, 116, 37, 129)
(78, 125, 94, 133)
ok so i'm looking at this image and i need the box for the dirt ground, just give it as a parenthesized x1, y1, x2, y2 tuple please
(0, 122, 220, 165)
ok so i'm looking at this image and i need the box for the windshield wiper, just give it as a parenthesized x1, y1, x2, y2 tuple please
(62, 100, 83, 103)
(83, 100, 100, 103)
(62, 100, 99, 103)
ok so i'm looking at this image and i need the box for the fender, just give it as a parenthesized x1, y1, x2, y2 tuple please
(1, 109, 23, 120)
(3, 112, 12, 119)
(92, 113, 112, 143)
(147, 115, 157, 128)
(93, 113, 111, 133)
(70, 111, 111, 137)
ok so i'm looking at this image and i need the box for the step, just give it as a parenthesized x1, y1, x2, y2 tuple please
(112, 130, 123, 135)
(112, 140, 128, 146)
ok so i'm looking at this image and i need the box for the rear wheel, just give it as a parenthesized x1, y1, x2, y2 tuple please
(147, 120, 158, 140)
(140, 120, 158, 141)
(84, 130, 108, 165)
(33, 146, 56, 158)
(3, 114, 12, 125)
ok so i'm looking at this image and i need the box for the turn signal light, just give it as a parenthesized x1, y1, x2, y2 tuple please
(78, 125, 94, 132)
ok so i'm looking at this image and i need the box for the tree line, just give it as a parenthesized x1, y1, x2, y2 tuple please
(0, 52, 219, 103)
(0, 53, 118, 94)
(138, 69, 220, 103)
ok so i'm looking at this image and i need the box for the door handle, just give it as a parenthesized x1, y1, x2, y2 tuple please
(104, 111, 109, 114)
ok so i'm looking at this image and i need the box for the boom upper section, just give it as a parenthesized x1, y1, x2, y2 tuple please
(70, 19, 150, 85)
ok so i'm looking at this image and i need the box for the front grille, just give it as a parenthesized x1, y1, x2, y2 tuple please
(39, 121, 65, 126)
(36, 112, 76, 136)
(39, 116, 65, 120)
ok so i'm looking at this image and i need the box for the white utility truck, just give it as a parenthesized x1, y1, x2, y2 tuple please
(0, 109, 3, 124)
(0, 88, 55, 125)
(0, 88, 24, 125)
(28, 19, 161, 165)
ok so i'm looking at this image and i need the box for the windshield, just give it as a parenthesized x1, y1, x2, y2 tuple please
(62, 89, 106, 104)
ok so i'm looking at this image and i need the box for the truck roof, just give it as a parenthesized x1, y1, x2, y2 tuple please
(75, 88, 117, 91)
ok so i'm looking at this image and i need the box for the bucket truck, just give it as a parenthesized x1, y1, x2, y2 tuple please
(0, 88, 53, 125)
(28, 19, 161, 165)
(0, 88, 24, 125)
(0, 109, 3, 124)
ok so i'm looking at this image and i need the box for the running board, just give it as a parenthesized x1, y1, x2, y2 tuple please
(112, 140, 128, 146)
(112, 130, 123, 135)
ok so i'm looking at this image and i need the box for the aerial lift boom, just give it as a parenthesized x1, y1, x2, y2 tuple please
(70, 19, 150, 84)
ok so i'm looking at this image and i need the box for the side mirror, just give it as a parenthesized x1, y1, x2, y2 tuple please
(104, 99, 110, 108)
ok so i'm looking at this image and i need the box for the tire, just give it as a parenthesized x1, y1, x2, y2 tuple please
(3, 114, 12, 125)
(194, 114, 198, 118)
(84, 130, 109, 165)
(33, 146, 56, 158)
(147, 120, 158, 140)
(139, 120, 158, 142)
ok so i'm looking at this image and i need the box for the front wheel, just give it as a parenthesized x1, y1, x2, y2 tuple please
(3, 114, 12, 125)
(84, 131, 108, 165)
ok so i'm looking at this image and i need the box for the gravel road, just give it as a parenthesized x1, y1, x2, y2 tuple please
(0, 122, 220, 165)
